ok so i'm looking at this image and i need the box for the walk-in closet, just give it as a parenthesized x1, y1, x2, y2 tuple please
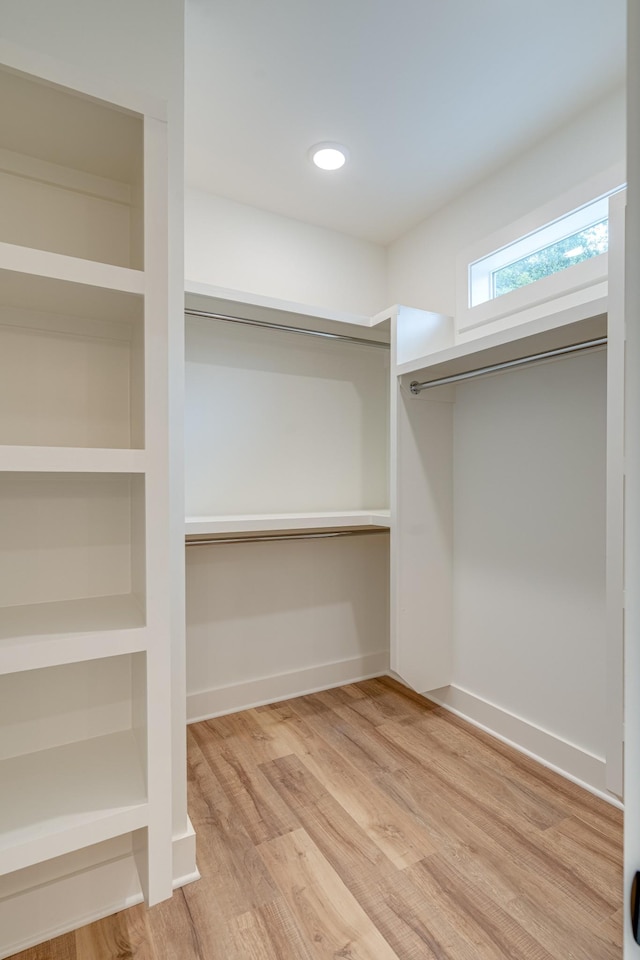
(0, 0, 636, 956)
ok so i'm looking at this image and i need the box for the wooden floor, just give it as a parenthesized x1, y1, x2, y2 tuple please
(12, 677, 622, 959)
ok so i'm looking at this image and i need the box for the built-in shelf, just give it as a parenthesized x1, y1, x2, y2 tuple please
(0, 66, 143, 270)
(185, 280, 391, 343)
(396, 298, 608, 383)
(0, 267, 145, 450)
(0, 263, 144, 319)
(0, 595, 146, 675)
(0, 242, 145, 295)
(0, 473, 146, 612)
(185, 510, 391, 541)
(0, 730, 148, 876)
(0, 447, 146, 473)
(0, 49, 179, 932)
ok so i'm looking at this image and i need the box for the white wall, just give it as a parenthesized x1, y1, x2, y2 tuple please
(185, 188, 387, 316)
(186, 533, 390, 721)
(185, 315, 389, 516)
(388, 86, 625, 317)
(452, 350, 607, 762)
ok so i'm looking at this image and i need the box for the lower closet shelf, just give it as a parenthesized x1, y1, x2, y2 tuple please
(0, 730, 148, 876)
(185, 510, 391, 541)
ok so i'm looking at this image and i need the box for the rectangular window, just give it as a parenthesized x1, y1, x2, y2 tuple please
(469, 194, 614, 308)
(492, 219, 608, 299)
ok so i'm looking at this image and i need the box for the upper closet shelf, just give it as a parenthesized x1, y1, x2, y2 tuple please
(185, 511, 391, 541)
(396, 296, 607, 385)
(185, 281, 390, 345)
(0, 242, 145, 295)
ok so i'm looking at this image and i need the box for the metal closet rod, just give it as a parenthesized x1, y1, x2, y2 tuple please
(185, 529, 387, 547)
(409, 336, 607, 395)
(184, 307, 390, 350)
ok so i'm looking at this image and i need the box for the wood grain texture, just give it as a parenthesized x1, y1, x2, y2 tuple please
(147, 890, 204, 960)
(251, 703, 437, 867)
(260, 752, 487, 959)
(74, 906, 154, 960)
(9, 677, 623, 959)
(258, 827, 401, 959)
(224, 900, 317, 960)
(599, 909, 624, 950)
(9, 935, 76, 960)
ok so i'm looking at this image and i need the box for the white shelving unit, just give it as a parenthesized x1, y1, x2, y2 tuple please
(184, 282, 392, 720)
(0, 53, 173, 926)
(389, 192, 624, 799)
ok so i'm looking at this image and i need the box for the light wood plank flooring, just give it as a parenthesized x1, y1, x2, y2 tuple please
(11, 677, 623, 959)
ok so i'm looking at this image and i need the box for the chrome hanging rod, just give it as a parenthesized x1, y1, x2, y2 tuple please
(184, 307, 390, 350)
(185, 529, 387, 547)
(409, 337, 607, 395)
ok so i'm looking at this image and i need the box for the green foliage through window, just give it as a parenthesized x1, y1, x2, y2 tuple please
(492, 219, 608, 298)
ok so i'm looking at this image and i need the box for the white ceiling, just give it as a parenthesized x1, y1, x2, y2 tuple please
(185, 0, 626, 245)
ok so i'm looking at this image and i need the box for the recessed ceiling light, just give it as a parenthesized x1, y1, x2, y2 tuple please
(310, 142, 348, 171)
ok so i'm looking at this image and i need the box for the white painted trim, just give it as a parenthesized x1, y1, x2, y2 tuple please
(187, 652, 390, 723)
(454, 280, 608, 345)
(171, 819, 200, 889)
(0, 831, 198, 960)
(460, 253, 608, 334)
(624, 10, 640, 955)
(424, 682, 621, 807)
(605, 189, 626, 799)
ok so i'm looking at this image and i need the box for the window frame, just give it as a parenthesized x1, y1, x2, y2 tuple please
(470, 197, 610, 307)
(456, 164, 625, 336)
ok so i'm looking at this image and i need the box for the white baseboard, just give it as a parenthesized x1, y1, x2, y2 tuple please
(187, 651, 390, 723)
(0, 824, 199, 960)
(172, 820, 200, 888)
(424, 683, 621, 807)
